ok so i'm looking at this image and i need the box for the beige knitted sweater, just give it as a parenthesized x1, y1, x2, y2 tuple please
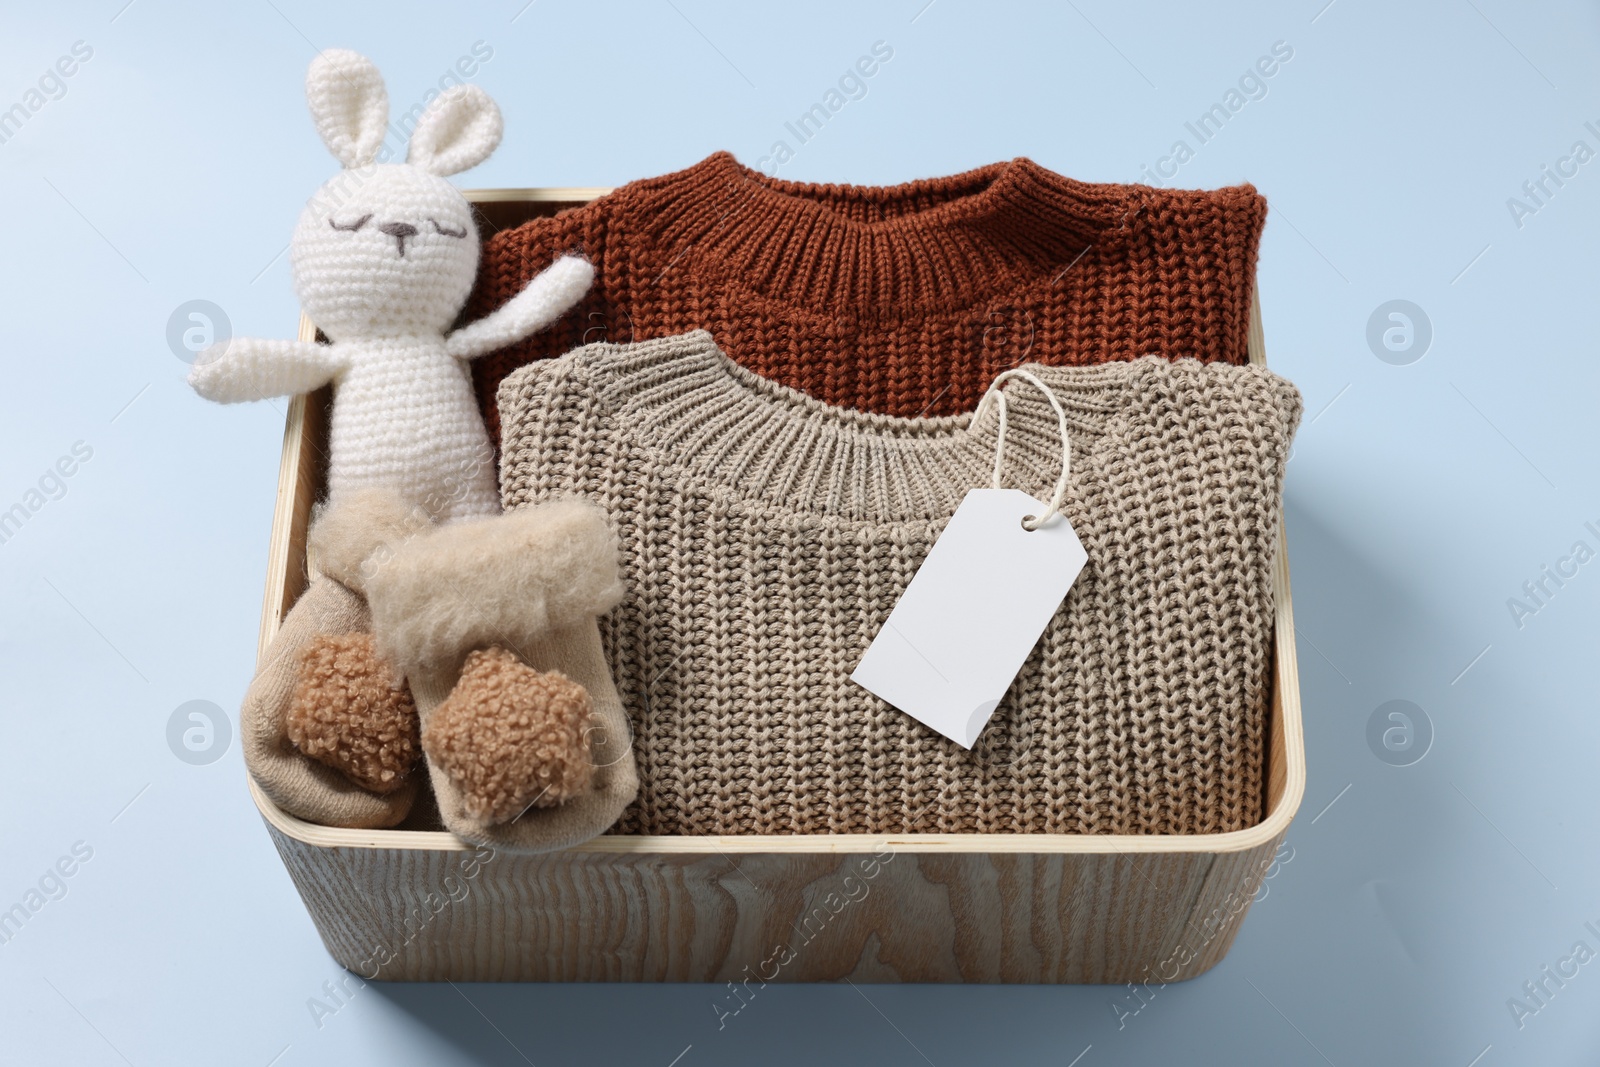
(499, 332, 1301, 836)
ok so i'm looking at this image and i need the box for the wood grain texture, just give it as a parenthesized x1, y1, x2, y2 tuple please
(255, 315, 325, 662)
(249, 191, 1305, 983)
(264, 828, 1266, 983)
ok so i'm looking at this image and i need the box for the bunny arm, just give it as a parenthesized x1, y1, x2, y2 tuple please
(445, 255, 594, 361)
(188, 338, 348, 404)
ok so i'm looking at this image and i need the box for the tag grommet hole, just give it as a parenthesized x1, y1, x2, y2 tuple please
(1020, 515, 1038, 531)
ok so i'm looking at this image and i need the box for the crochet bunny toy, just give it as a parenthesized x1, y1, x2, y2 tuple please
(189, 49, 593, 522)
(215, 51, 627, 841)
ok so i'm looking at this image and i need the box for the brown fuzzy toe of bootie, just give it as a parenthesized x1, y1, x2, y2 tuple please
(422, 646, 595, 824)
(288, 633, 421, 794)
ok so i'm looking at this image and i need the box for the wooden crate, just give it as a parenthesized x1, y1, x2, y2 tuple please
(250, 188, 1305, 984)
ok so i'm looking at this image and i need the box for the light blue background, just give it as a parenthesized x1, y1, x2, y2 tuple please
(2, 1, 1597, 1064)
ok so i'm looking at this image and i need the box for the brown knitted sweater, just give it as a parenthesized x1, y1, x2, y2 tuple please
(470, 152, 1266, 440)
(498, 332, 1301, 837)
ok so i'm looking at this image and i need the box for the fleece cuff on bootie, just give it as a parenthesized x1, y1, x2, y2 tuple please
(306, 487, 432, 595)
(366, 497, 625, 675)
(364, 498, 637, 853)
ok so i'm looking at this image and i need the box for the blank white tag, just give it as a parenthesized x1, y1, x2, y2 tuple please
(851, 488, 1087, 748)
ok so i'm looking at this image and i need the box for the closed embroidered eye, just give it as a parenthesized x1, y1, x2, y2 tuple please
(430, 218, 468, 239)
(328, 214, 373, 232)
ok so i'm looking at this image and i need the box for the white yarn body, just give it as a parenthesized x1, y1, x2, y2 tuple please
(291, 165, 493, 524)
(327, 337, 499, 523)
(190, 54, 592, 527)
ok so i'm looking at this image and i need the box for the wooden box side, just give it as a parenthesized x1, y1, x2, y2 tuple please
(264, 824, 1262, 983)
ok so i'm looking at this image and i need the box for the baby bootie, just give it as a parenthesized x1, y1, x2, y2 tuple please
(240, 490, 429, 828)
(364, 498, 637, 852)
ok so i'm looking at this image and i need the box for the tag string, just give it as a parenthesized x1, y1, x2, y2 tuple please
(975, 368, 1072, 531)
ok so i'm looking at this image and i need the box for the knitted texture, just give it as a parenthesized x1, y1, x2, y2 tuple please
(287, 632, 420, 794)
(423, 647, 596, 823)
(498, 332, 1302, 837)
(188, 49, 593, 522)
(469, 151, 1266, 442)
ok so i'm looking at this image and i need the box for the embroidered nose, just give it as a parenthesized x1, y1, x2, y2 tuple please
(378, 221, 418, 256)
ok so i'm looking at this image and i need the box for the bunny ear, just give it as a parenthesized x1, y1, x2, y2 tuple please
(306, 49, 389, 168)
(407, 84, 502, 176)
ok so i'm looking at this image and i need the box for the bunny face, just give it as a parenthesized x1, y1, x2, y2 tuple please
(292, 165, 479, 339)
(294, 49, 503, 340)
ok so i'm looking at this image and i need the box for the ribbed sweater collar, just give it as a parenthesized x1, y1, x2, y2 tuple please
(636, 152, 1147, 318)
(567, 330, 1136, 522)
